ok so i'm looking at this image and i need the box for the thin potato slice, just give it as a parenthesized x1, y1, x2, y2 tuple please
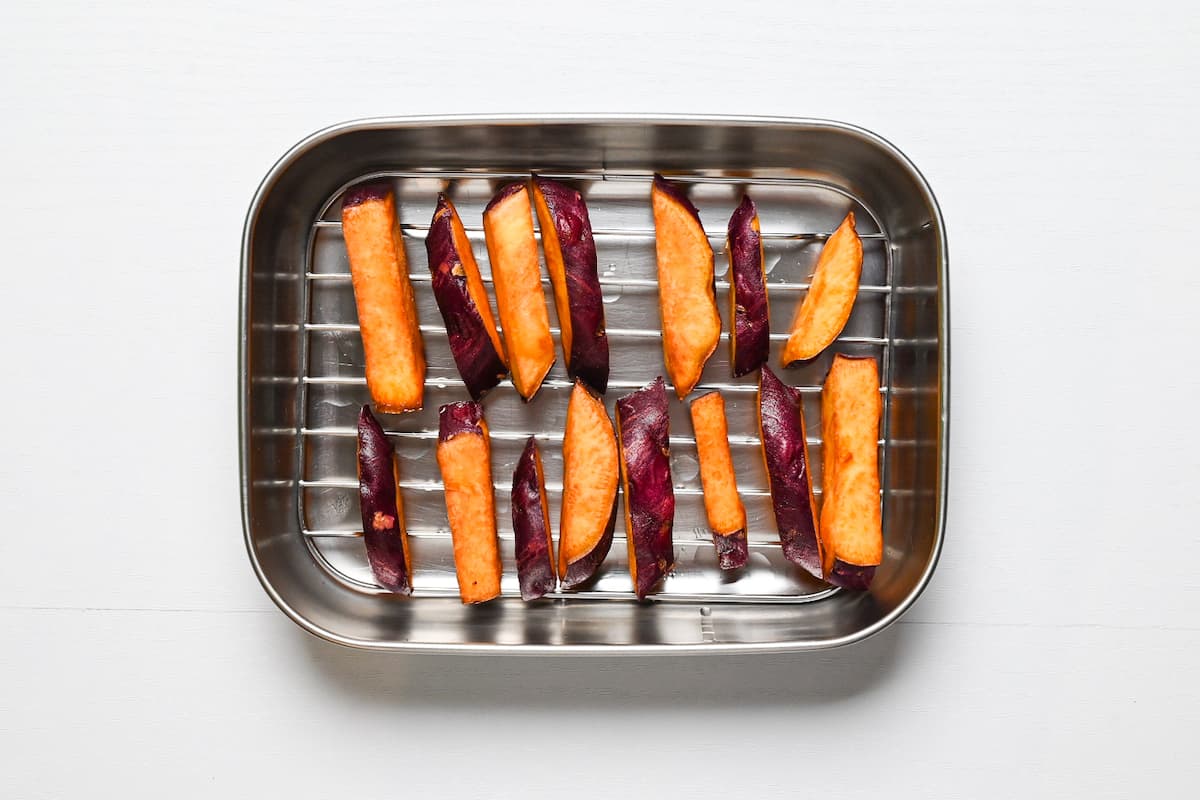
(531, 177, 609, 394)
(558, 381, 619, 589)
(512, 436, 556, 600)
(758, 366, 822, 578)
(617, 377, 675, 599)
(782, 212, 863, 365)
(727, 194, 769, 377)
(652, 174, 721, 398)
(437, 402, 501, 604)
(689, 392, 748, 570)
(342, 183, 426, 412)
(426, 194, 508, 400)
(820, 355, 882, 589)
(357, 405, 413, 594)
(484, 183, 555, 400)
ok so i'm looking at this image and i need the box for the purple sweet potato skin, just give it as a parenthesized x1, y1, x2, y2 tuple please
(342, 181, 392, 210)
(758, 366, 822, 578)
(426, 195, 507, 400)
(533, 177, 609, 394)
(438, 400, 484, 441)
(358, 405, 412, 595)
(728, 194, 769, 377)
(617, 377, 675, 599)
(713, 529, 749, 571)
(826, 559, 876, 591)
(512, 437, 556, 600)
(559, 497, 617, 590)
(485, 181, 526, 213)
(652, 173, 703, 227)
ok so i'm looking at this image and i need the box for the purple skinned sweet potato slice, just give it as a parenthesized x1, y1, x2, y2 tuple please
(689, 391, 749, 570)
(342, 183, 426, 412)
(531, 177, 609, 394)
(484, 182, 555, 401)
(758, 366, 823, 578)
(781, 212, 863, 365)
(820, 354, 882, 590)
(616, 377, 675, 599)
(558, 381, 618, 590)
(437, 401, 501, 604)
(727, 194, 769, 377)
(651, 174, 721, 398)
(425, 194, 508, 401)
(357, 405, 413, 594)
(512, 436, 556, 600)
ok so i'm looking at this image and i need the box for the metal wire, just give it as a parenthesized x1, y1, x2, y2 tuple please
(296, 169, 901, 603)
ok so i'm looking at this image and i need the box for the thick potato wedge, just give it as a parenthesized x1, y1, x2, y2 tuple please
(342, 182, 426, 412)
(617, 377, 675, 599)
(558, 380, 619, 589)
(512, 436, 556, 600)
(426, 194, 508, 400)
(781, 212, 863, 365)
(357, 405, 413, 594)
(821, 355, 882, 589)
(531, 177, 609, 394)
(651, 174, 721, 398)
(484, 183, 555, 400)
(689, 392, 748, 570)
(758, 366, 822, 578)
(727, 194, 769, 377)
(436, 401, 501, 604)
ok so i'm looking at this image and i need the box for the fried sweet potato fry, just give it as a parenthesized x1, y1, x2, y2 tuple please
(437, 401, 501, 603)
(342, 182, 426, 412)
(820, 355, 882, 589)
(484, 183, 555, 400)
(781, 212, 863, 365)
(689, 392, 748, 570)
(558, 381, 619, 589)
(651, 174, 721, 398)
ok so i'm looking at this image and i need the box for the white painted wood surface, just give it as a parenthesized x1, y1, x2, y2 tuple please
(2, 1, 1197, 796)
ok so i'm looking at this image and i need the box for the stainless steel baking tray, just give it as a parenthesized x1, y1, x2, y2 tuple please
(240, 115, 949, 653)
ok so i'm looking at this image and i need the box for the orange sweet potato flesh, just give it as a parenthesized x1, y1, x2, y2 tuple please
(484, 183, 555, 400)
(782, 212, 864, 365)
(820, 355, 882, 589)
(533, 185, 575, 359)
(689, 392, 748, 570)
(558, 381, 619, 588)
(341, 183, 426, 412)
(450, 204, 507, 367)
(437, 402, 501, 603)
(652, 175, 721, 398)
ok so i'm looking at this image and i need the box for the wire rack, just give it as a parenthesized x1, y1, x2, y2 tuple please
(294, 169, 901, 604)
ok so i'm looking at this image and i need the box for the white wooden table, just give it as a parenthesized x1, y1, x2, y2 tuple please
(3, 1, 1197, 796)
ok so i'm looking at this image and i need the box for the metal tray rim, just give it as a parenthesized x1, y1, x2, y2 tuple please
(239, 113, 950, 655)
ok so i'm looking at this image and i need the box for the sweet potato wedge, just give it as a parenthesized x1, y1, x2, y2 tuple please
(820, 355, 883, 589)
(436, 401, 501, 604)
(616, 377, 675, 599)
(651, 174, 721, 398)
(781, 212, 863, 365)
(758, 366, 822, 578)
(558, 380, 619, 589)
(727, 194, 769, 377)
(512, 436, 556, 600)
(426, 194, 508, 400)
(484, 183, 555, 400)
(531, 177, 609, 394)
(342, 183, 426, 412)
(357, 405, 413, 594)
(689, 392, 748, 570)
